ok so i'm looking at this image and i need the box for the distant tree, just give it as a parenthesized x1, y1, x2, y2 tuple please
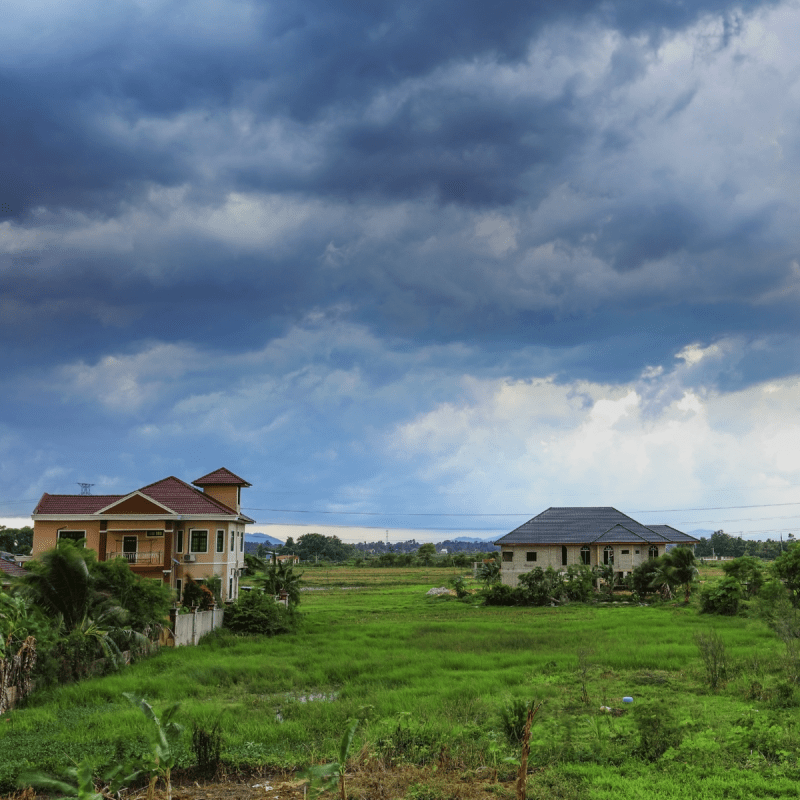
(774, 544, 800, 606)
(290, 533, 356, 562)
(721, 556, 764, 598)
(0, 526, 33, 555)
(417, 543, 436, 566)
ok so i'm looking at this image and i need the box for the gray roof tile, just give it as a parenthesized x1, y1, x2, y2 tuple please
(494, 507, 693, 545)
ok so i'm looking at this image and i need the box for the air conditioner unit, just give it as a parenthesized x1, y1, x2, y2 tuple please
(183, 554, 196, 563)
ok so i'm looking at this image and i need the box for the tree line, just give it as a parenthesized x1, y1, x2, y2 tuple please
(693, 529, 795, 560)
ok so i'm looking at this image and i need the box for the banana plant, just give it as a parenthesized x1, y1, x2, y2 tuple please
(124, 693, 183, 800)
(302, 718, 359, 800)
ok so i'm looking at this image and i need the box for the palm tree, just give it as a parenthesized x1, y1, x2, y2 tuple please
(258, 560, 304, 607)
(17, 539, 145, 677)
(664, 546, 699, 603)
(16, 539, 97, 630)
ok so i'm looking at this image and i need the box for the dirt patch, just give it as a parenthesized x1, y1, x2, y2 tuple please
(4, 767, 517, 800)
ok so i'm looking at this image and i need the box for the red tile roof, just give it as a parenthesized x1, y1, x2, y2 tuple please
(192, 467, 251, 487)
(32, 472, 254, 522)
(138, 476, 240, 515)
(0, 559, 27, 579)
(33, 494, 124, 515)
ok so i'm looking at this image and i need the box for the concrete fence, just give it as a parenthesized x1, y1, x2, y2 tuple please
(163, 606, 225, 647)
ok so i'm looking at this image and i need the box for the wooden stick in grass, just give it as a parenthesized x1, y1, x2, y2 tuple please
(516, 701, 543, 800)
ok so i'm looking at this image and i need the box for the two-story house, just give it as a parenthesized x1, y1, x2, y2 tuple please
(31, 468, 253, 602)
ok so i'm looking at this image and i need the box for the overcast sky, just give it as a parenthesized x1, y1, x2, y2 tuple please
(3, 0, 800, 542)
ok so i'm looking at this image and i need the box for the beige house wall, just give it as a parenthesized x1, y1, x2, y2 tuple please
(200, 485, 239, 512)
(499, 543, 665, 587)
(32, 520, 102, 555)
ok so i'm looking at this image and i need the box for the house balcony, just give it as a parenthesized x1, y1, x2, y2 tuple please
(107, 550, 164, 566)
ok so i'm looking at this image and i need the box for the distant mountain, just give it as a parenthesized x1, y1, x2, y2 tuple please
(245, 533, 284, 546)
(453, 536, 497, 543)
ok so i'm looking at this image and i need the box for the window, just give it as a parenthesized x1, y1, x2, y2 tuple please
(146, 530, 164, 538)
(580, 545, 590, 565)
(176, 579, 182, 600)
(216, 530, 224, 552)
(621, 549, 629, 555)
(190, 529, 208, 553)
(229, 577, 233, 598)
(526, 551, 537, 562)
(502, 551, 513, 562)
(635, 549, 640, 555)
(240, 532, 244, 551)
(649, 545, 659, 559)
(58, 530, 85, 544)
(604, 546, 614, 566)
(176, 530, 184, 553)
(230, 530, 235, 551)
(562, 546, 568, 566)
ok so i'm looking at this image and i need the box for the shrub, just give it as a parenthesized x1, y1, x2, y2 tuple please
(694, 630, 729, 690)
(518, 567, 563, 606)
(192, 720, 223, 778)
(633, 700, 682, 761)
(182, 577, 215, 610)
(563, 565, 594, 602)
(700, 576, 743, 616)
(223, 591, 296, 636)
(499, 697, 529, 744)
(483, 584, 519, 606)
(450, 576, 469, 599)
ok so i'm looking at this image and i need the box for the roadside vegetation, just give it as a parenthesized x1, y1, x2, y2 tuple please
(3, 545, 800, 798)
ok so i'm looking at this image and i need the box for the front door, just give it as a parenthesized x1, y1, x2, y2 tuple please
(123, 536, 138, 563)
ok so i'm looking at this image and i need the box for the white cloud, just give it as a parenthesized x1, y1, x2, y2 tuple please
(389, 346, 800, 530)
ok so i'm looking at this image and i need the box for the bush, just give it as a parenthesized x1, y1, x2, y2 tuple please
(518, 567, 564, 606)
(182, 577, 215, 610)
(223, 591, 296, 636)
(700, 576, 743, 616)
(499, 697, 530, 744)
(694, 630, 729, 690)
(633, 700, 682, 761)
(482, 584, 520, 606)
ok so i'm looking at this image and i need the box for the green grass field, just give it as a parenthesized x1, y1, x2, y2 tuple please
(2, 568, 799, 798)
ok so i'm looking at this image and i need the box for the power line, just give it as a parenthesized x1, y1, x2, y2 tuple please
(243, 500, 800, 517)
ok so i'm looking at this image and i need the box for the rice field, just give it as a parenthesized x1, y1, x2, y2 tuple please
(1, 567, 798, 798)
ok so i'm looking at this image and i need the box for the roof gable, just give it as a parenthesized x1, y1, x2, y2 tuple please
(192, 468, 251, 487)
(98, 491, 175, 515)
(592, 524, 649, 544)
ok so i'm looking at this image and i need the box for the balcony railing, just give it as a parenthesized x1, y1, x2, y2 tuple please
(107, 551, 163, 565)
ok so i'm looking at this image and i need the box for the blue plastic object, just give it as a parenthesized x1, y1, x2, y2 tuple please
(622, 696, 634, 703)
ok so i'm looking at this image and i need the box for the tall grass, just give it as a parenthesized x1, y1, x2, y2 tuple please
(0, 569, 794, 793)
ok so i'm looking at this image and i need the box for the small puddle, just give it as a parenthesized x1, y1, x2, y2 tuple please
(275, 691, 338, 722)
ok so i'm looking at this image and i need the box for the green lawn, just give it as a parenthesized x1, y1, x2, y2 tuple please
(1, 569, 799, 798)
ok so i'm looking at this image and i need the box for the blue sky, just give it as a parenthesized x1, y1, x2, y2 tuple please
(3, 0, 800, 542)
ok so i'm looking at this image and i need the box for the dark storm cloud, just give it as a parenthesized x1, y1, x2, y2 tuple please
(0, 0, 779, 220)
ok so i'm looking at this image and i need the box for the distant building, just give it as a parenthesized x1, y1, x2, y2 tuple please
(495, 507, 698, 587)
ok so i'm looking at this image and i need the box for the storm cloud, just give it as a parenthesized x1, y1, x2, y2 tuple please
(2, 0, 800, 537)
